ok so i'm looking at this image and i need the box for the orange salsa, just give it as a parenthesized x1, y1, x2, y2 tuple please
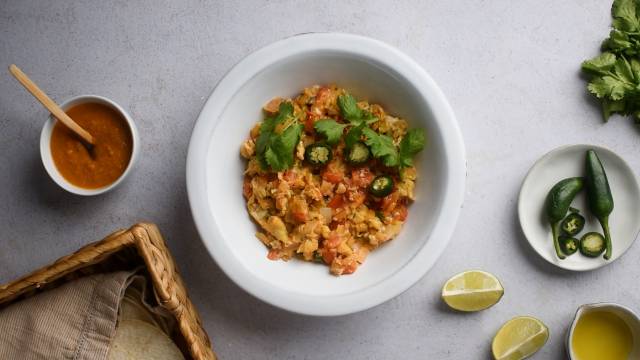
(50, 102, 133, 189)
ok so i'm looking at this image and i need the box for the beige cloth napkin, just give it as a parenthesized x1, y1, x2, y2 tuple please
(0, 271, 146, 360)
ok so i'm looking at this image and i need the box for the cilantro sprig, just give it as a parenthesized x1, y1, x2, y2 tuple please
(338, 92, 425, 168)
(337, 93, 378, 126)
(362, 127, 399, 167)
(254, 92, 425, 171)
(582, 0, 640, 123)
(314, 119, 347, 145)
(256, 102, 303, 172)
(399, 129, 426, 167)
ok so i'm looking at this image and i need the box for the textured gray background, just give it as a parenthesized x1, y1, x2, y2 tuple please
(1, 1, 639, 359)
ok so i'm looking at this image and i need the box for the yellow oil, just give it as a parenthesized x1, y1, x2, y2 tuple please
(571, 310, 634, 360)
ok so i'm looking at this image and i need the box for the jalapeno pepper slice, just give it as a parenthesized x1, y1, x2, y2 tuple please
(580, 232, 606, 257)
(347, 141, 370, 165)
(369, 175, 394, 197)
(559, 235, 579, 256)
(561, 212, 585, 236)
(304, 143, 332, 166)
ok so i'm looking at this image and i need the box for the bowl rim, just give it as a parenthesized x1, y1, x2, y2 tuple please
(40, 94, 139, 196)
(186, 33, 466, 316)
(517, 143, 640, 271)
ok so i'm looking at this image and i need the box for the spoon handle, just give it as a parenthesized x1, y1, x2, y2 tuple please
(9, 64, 95, 145)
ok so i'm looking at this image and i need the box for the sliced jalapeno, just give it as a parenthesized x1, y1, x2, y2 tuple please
(347, 141, 371, 165)
(369, 175, 394, 197)
(580, 232, 606, 257)
(561, 212, 585, 236)
(304, 143, 332, 166)
(559, 235, 579, 256)
(545, 177, 585, 260)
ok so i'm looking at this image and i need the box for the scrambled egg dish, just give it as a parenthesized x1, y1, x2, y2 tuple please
(240, 85, 424, 275)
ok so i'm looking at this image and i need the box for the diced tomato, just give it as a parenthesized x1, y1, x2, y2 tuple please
(322, 171, 343, 184)
(282, 170, 297, 183)
(342, 261, 358, 274)
(381, 192, 400, 213)
(322, 249, 336, 264)
(326, 232, 342, 248)
(267, 249, 279, 260)
(392, 204, 408, 221)
(263, 97, 283, 114)
(327, 194, 344, 209)
(289, 196, 309, 222)
(292, 212, 307, 222)
(351, 168, 374, 188)
(322, 161, 345, 184)
(314, 87, 331, 106)
(305, 111, 318, 133)
(243, 178, 252, 198)
(330, 210, 347, 227)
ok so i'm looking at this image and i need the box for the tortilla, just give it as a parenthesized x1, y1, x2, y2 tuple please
(119, 291, 161, 328)
(107, 319, 184, 360)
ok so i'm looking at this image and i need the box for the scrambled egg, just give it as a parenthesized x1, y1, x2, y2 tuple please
(241, 85, 417, 275)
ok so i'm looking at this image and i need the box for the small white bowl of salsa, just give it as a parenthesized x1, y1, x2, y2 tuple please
(40, 95, 139, 196)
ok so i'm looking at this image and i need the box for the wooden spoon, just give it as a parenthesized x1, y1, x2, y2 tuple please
(9, 64, 95, 146)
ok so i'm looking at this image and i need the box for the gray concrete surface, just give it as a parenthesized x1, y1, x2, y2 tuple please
(2, 1, 639, 359)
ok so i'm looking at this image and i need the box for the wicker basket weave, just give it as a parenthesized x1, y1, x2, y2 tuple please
(0, 223, 216, 360)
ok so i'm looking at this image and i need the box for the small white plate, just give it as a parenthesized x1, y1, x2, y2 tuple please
(518, 144, 640, 271)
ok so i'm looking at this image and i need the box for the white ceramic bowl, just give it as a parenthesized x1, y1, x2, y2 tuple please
(186, 33, 466, 316)
(40, 95, 139, 196)
(518, 144, 640, 271)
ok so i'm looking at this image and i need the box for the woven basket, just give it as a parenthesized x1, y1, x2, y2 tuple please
(0, 223, 216, 360)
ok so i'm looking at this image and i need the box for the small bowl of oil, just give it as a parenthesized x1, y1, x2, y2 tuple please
(566, 302, 640, 360)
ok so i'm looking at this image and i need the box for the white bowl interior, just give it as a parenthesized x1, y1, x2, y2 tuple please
(205, 52, 447, 296)
(40, 95, 139, 196)
(518, 144, 640, 271)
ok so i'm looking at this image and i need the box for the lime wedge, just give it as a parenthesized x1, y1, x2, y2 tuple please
(441, 270, 504, 312)
(492, 316, 549, 360)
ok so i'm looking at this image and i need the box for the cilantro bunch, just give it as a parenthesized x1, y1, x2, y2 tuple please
(582, 0, 640, 122)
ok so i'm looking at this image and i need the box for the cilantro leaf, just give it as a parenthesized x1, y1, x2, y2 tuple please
(602, 99, 627, 121)
(602, 29, 637, 55)
(255, 102, 299, 171)
(337, 93, 361, 120)
(630, 57, 640, 78)
(360, 111, 379, 125)
(264, 123, 303, 171)
(582, 52, 617, 75)
(615, 56, 636, 82)
(314, 119, 347, 145)
(338, 93, 378, 126)
(256, 117, 279, 169)
(398, 129, 426, 167)
(362, 127, 399, 167)
(344, 123, 364, 148)
(612, 0, 640, 32)
(587, 75, 633, 100)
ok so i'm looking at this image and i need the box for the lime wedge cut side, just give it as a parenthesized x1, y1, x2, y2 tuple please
(492, 316, 549, 360)
(441, 270, 504, 312)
